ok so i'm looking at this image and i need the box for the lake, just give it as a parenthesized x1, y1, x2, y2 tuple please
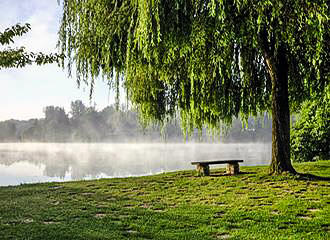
(0, 143, 271, 186)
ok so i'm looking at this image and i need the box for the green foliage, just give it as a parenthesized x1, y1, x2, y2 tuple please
(291, 85, 330, 162)
(59, 0, 329, 133)
(0, 24, 63, 69)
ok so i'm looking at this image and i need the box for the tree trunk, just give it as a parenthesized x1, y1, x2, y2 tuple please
(264, 46, 296, 174)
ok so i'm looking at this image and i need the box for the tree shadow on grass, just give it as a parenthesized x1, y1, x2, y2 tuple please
(208, 171, 256, 177)
(296, 173, 330, 181)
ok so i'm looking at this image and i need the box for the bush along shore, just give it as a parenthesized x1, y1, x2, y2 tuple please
(0, 161, 329, 240)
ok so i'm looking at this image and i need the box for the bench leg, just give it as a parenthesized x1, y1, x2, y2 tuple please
(226, 163, 239, 175)
(196, 164, 210, 176)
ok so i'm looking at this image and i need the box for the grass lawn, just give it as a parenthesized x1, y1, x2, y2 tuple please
(0, 161, 329, 240)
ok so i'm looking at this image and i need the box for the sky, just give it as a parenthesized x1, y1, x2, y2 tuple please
(0, 0, 116, 121)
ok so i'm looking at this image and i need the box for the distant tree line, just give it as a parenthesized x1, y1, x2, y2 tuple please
(1, 98, 327, 163)
(0, 100, 272, 143)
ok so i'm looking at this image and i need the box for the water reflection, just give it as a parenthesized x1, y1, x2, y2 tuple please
(0, 143, 271, 186)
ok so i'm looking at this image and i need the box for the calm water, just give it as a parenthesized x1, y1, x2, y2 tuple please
(0, 143, 271, 186)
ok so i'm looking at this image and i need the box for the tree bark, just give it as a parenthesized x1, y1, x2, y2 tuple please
(264, 46, 296, 174)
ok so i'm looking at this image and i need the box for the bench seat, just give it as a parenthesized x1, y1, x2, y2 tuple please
(191, 159, 244, 176)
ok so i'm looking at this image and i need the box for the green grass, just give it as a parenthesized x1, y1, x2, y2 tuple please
(0, 161, 329, 240)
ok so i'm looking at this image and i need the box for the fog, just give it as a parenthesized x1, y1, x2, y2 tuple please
(0, 143, 271, 186)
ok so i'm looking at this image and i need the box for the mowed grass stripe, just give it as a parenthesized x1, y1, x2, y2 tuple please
(0, 161, 329, 240)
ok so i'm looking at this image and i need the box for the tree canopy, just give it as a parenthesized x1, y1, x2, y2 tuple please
(0, 23, 62, 69)
(59, 0, 328, 125)
(59, 0, 329, 173)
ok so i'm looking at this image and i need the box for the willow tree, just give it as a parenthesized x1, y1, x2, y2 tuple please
(59, 0, 329, 174)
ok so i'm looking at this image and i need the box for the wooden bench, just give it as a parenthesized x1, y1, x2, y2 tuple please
(191, 160, 244, 176)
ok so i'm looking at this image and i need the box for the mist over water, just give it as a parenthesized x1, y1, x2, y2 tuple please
(0, 143, 271, 186)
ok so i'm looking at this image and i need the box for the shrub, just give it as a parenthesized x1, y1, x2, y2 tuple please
(291, 87, 330, 162)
